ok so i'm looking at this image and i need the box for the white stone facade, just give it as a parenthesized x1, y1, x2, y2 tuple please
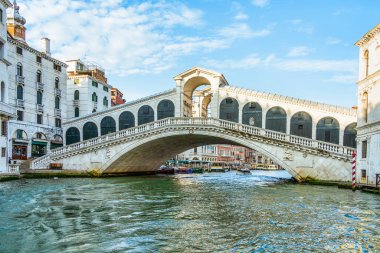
(355, 23, 380, 186)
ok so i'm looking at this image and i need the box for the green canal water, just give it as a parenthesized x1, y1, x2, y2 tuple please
(0, 171, 379, 253)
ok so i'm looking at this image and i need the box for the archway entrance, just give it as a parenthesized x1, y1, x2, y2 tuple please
(183, 77, 212, 118)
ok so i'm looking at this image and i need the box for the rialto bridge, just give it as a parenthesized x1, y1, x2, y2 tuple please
(32, 67, 357, 182)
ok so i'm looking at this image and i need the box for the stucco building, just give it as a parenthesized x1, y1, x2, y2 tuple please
(111, 87, 125, 106)
(355, 23, 380, 186)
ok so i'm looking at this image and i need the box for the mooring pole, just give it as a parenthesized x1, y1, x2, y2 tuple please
(352, 151, 357, 191)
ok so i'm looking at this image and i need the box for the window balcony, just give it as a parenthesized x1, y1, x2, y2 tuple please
(55, 88, 62, 97)
(36, 82, 44, 91)
(16, 99, 24, 108)
(93, 102, 97, 110)
(73, 100, 80, 107)
(16, 75, 25, 85)
(54, 108, 61, 118)
(36, 104, 44, 113)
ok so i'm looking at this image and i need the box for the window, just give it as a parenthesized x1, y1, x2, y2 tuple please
(111, 91, 115, 96)
(103, 96, 108, 106)
(36, 71, 42, 83)
(53, 63, 61, 72)
(17, 110, 23, 121)
(1, 121, 7, 136)
(103, 86, 109, 92)
(16, 47, 23, 55)
(74, 90, 79, 100)
(92, 92, 97, 102)
(362, 140, 367, 159)
(55, 78, 59, 89)
(92, 81, 98, 87)
(74, 107, 79, 117)
(362, 92, 368, 123)
(0, 8, 3, 24)
(37, 114, 43, 124)
(0, 41, 4, 59)
(361, 170, 367, 180)
(0, 81, 4, 102)
(1, 148, 5, 158)
(55, 118, 61, 128)
(364, 50, 369, 77)
(55, 96, 60, 109)
(36, 56, 42, 64)
(16, 63, 23, 76)
(16, 85, 23, 99)
(37, 91, 43, 105)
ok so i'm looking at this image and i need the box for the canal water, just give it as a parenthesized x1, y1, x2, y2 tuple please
(0, 171, 379, 253)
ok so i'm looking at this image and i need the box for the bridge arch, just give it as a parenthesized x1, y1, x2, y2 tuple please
(83, 122, 99, 140)
(266, 106, 287, 133)
(242, 102, 262, 127)
(119, 111, 135, 130)
(290, 111, 312, 138)
(157, 99, 175, 120)
(316, 117, 340, 144)
(219, 97, 239, 123)
(101, 116, 116, 136)
(182, 76, 212, 118)
(138, 105, 154, 125)
(66, 127, 80, 145)
(343, 123, 357, 148)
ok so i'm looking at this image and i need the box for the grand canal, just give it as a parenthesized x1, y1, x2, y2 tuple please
(0, 171, 379, 252)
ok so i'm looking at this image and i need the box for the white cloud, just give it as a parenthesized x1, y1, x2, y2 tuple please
(234, 13, 249, 21)
(251, 0, 269, 7)
(205, 54, 262, 69)
(327, 74, 357, 83)
(325, 37, 342, 45)
(287, 46, 313, 57)
(219, 23, 271, 39)
(289, 19, 314, 34)
(19, 0, 229, 76)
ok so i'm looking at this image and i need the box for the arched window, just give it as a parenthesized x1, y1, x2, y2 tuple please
(242, 102, 262, 127)
(0, 81, 5, 102)
(36, 70, 42, 83)
(92, 92, 97, 102)
(100, 116, 116, 135)
(74, 90, 79, 100)
(364, 50, 369, 77)
(55, 96, 60, 109)
(74, 107, 79, 117)
(16, 63, 23, 76)
(343, 123, 357, 148)
(17, 85, 23, 100)
(266, 106, 287, 133)
(66, 127, 80, 145)
(103, 96, 108, 107)
(119, 111, 135, 130)
(55, 77, 59, 89)
(157, 99, 175, 120)
(138, 105, 154, 125)
(290, 111, 312, 138)
(316, 117, 340, 144)
(362, 92, 368, 123)
(219, 97, 239, 123)
(83, 122, 98, 140)
(37, 91, 43, 105)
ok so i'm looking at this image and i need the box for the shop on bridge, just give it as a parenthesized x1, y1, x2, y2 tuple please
(12, 129, 28, 160)
(31, 133, 48, 157)
(50, 135, 63, 150)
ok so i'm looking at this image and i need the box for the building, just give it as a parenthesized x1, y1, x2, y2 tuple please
(355, 23, 380, 186)
(0, 0, 16, 172)
(7, 1, 67, 162)
(176, 145, 218, 162)
(66, 59, 111, 118)
(111, 87, 125, 106)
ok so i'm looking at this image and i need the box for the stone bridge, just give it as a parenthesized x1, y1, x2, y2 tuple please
(31, 67, 357, 182)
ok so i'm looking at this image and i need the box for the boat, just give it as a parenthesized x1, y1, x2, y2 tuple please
(208, 161, 229, 172)
(157, 165, 175, 174)
(237, 168, 251, 174)
(178, 166, 193, 174)
(189, 160, 206, 173)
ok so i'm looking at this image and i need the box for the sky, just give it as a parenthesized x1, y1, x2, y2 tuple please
(15, 0, 380, 107)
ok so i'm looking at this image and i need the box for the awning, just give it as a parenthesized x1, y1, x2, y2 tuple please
(32, 141, 48, 145)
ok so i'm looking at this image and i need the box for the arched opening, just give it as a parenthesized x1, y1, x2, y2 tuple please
(55, 96, 60, 109)
(343, 123, 357, 148)
(0, 81, 5, 102)
(37, 91, 43, 105)
(119, 111, 135, 130)
(364, 50, 369, 77)
(103, 96, 108, 107)
(138, 105, 154, 125)
(74, 107, 79, 117)
(17, 85, 23, 100)
(242, 102, 262, 127)
(16, 63, 23, 76)
(183, 77, 212, 118)
(92, 92, 97, 102)
(83, 122, 99, 140)
(31, 132, 48, 157)
(66, 127, 80, 145)
(12, 129, 28, 160)
(219, 97, 239, 123)
(36, 70, 42, 83)
(266, 106, 287, 133)
(74, 90, 79, 100)
(51, 135, 63, 149)
(362, 92, 368, 123)
(101, 116, 116, 135)
(55, 77, 59, 89)
(290, 111, 312, 138)
(157, 99, 175, 120)
(316, 117, 340, 144)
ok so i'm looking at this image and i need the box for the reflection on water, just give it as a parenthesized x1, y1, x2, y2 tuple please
(0, 171, 379, 253)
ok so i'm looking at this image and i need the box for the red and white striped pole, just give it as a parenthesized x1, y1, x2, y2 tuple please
(352, 151, 357, 191)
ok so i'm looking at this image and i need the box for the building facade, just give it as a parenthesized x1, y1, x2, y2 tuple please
(355, 23, 380, 186)
(111, 87, 125, 106)
(7, 1, 67, 162)
(66, 59, 111, 119)
(0, 0, 16, 172)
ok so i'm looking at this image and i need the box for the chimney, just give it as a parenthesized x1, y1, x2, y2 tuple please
(41, 37, 51, 56)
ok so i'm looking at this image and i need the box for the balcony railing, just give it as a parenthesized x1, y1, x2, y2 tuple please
(54, 108, 61, 118)
(16, 99, 24, 108)
(16, 75, 25, 85)
(55, 88, 62, 97)
(73, 100, 80, 107)
(93, 102, 97, 110)
(36, 104, 44, 113)
(36, 82, 44, 91)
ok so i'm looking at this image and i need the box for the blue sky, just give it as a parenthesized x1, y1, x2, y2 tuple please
(19, 0, 380, 107)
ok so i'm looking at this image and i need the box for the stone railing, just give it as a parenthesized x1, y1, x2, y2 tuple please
(31, 117, 356, 169)
(8, 164, 19, 173)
